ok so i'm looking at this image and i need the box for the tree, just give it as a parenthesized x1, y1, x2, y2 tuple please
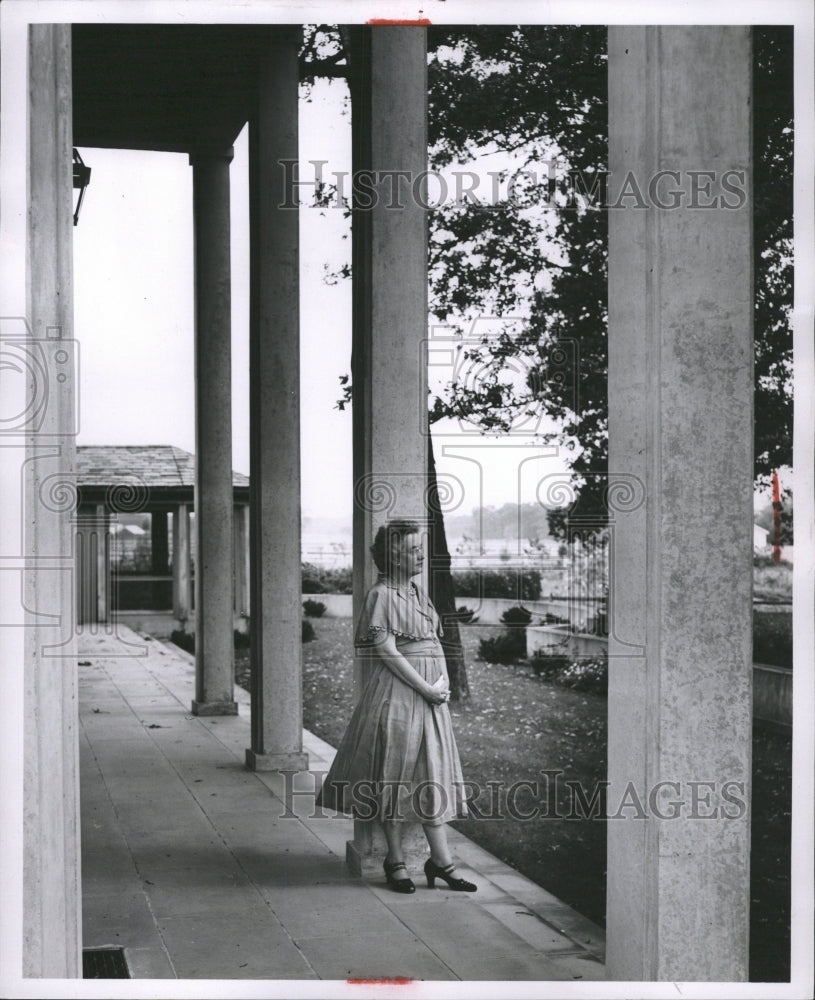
(304, 25, 793, 690)
(424, 25, 792, 534)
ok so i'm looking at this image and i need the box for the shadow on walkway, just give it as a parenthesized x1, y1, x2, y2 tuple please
(79, 624, 605, 982)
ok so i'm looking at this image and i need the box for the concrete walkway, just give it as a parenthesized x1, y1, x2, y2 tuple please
(79, 625, 605, 983)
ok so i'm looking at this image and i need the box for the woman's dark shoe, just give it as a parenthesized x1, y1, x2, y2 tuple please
(424, 858, 477, 892)
(384, 859, 416, 894)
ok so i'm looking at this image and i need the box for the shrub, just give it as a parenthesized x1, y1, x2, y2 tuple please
(303, 599, 327, 618)
(170, 629, 195, 655)
(542, 612, 569, 626)
(452, 567, 542, 601)
(302, 562, 327, 593)
(753, 552, 792, 569)
(302, 562, 353, 594)
(557, 657, 608, 695)
(753, 610, 792, 668)
(171, 624, 316, 649)
(454, 605, 479, 624)
(478, 628, 526, 665)
(529, 652, 572, 678)
(528, 650, 608, 694)
(500, 605, 532, 627)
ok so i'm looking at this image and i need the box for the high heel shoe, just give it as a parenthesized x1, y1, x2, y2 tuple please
(384, 859, 415, 894)
(424, 858, 477, 892)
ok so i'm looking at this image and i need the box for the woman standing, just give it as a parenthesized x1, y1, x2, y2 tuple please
(317, 519, 476, 894)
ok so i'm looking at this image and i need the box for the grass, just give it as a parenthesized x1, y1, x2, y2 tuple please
(235, 618, 791, 982)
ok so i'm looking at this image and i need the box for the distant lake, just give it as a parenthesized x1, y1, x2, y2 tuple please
(301, 531, 563, 569)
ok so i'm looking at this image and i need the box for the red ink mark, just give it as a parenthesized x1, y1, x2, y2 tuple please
(771, 469, 782, 563)
(347, 978, 414, 985)
(366, 18, 432, 26)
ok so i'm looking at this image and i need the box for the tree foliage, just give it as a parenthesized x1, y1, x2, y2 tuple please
(422, 25, 793, 533)
(301, 26, 794, 701)
(304, 28, 793, 518)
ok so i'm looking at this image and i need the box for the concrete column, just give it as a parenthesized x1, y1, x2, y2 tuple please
(74, 509, 96, 627)
(190, 148, 236, 716)
(346, 26, 430, 875)
(95, 504, 109, 623)
(172, 503, 192, 624)
(606, 27, 753, 981)
(23, 23, 82, 978)
(245, 26, 308, 771)
(75, 505, 109, 626)
(150, 510, 169, 575)
(233, 503, 250, 619)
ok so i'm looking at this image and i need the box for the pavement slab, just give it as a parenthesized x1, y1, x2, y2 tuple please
(78, 625, 605, 983)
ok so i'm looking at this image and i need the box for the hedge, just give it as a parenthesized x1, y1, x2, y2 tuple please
(451, 567, 542, 601)
(302, 563, 353, 594)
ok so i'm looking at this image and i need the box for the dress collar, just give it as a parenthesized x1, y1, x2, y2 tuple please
(378, 573, 418, 597)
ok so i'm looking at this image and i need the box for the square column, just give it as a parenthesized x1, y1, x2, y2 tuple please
(245, 26, 308, 771)
(172, 503, 192, 624)
(75, 505, 109, 626)
(190, 148, 237, 716)
(75, 509, 96, 627)
(23, 23, 82, 978)
(606, 27, 753, 980)
(95, 503, 110, 623)
(233, 503, 250, 620)
(347, 25, 430, 876)
(150, 510, 169, 574)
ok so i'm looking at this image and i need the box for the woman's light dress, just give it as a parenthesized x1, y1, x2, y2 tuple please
(316, 575, 468, 826)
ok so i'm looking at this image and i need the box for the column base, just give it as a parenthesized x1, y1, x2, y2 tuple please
(346, 821, 428, 879)
(245, 748, 309, 771)
(191, 699, 238, 717)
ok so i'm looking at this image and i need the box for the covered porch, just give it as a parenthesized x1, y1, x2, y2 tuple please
(74, 444, 250, 635)
(79, 624, 604, 981)
(11, 11, 764, 987)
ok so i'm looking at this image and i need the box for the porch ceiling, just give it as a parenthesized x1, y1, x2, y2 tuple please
(72, 25, 270, 153)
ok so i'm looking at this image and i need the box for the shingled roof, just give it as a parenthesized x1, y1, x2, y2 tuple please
(76, 446, 249, 506)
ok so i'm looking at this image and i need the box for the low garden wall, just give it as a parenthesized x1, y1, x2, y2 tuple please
(457, 596, 602, 630)
(526, 624, 608, 659)
(526, 627, 791, 732)
(301, 593, 603, 629)
(302, 593, 353, 617)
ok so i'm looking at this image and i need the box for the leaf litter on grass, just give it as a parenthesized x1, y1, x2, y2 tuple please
(234, 616, 789, 976)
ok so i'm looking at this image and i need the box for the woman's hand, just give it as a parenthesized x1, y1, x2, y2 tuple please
(424, 677, 450, 706)
(373, 632, 451, 705)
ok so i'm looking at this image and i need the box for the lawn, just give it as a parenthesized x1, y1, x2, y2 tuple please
(235, 617, 791, 982)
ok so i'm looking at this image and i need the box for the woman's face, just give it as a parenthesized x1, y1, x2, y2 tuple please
(394, 532, 424, 578)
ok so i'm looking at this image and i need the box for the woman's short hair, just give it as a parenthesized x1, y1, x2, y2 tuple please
(370, 519, 420, 574)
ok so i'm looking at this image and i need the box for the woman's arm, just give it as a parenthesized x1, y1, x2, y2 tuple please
(370, 632, 449, 704)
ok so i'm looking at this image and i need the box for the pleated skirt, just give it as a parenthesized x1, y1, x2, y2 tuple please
(316, 638, 468, 825)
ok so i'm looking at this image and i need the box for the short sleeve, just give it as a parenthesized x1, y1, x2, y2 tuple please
(354, 582, 442, 646)
(354, 586, 397, 646)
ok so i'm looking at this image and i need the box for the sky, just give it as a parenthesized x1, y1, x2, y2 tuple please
(71, 35, 793, 527)
(73, 75, 574, 524)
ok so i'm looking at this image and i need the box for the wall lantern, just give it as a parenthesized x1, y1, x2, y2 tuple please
(72, 148, 91, 226)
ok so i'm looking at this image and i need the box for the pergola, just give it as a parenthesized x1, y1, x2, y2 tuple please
(11, 16, 757, 984)
(74, 445, 250, 629)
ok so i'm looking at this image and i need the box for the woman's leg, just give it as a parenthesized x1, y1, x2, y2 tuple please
(422, 822, 477, 891)
(382, 819, 404, 865)
(422, 823, 454, 868)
